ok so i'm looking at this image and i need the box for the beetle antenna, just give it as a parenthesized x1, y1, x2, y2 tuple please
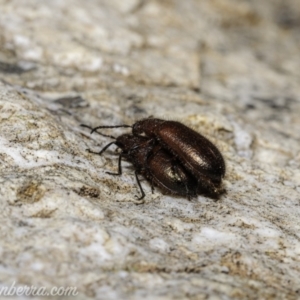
(80, 124, 116, 139)
(90, 124, 132, 134)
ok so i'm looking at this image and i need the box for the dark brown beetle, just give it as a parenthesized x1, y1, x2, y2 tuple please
(90, 118, 226, 196)
(81, 125, 199, 200)
(132, 118, 225, 194)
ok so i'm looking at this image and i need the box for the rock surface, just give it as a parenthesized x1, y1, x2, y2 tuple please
(0, 0, 300, 299)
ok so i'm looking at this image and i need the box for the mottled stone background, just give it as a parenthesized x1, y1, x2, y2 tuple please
(0, 0, 300, 299)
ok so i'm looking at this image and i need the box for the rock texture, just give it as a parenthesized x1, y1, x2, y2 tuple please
(1, 0, 300, 299)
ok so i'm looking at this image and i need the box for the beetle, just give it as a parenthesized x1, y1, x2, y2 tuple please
(81, 125, 199, 201)
(89, 118, 226, 196)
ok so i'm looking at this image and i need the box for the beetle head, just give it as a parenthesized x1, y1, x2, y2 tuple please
(132, 118, 164, 137)
(116, 134, 149, 153)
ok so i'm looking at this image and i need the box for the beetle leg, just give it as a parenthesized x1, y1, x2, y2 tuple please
(151, 178, 155, 194)
(134, 171, 145, 200)
(147, 175, 155, 194)
(87, 141, 124, 175)
(106, 152, 123, 176)
(86, 141, 116, 155)
(143, 142, 159, 195)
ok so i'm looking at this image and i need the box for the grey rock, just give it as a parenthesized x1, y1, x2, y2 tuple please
(0, 0, 300, 299)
